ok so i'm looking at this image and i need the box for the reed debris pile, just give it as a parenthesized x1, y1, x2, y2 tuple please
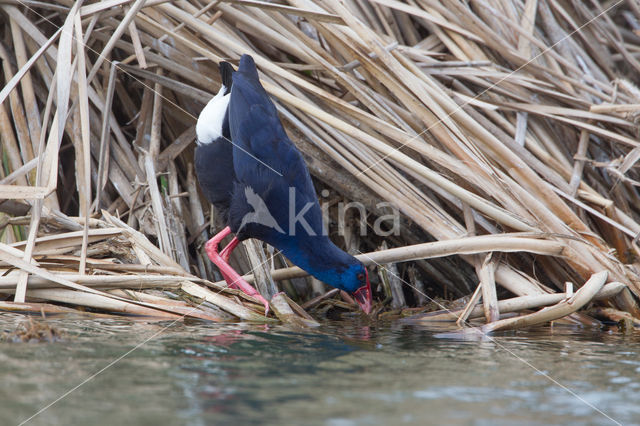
(1, 0, 640, 330)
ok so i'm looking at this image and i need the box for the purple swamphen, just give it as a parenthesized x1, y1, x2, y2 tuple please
(195, 54, 372, 315)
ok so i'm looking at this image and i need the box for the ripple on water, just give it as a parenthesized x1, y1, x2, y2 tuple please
(0, 317, 638, 425)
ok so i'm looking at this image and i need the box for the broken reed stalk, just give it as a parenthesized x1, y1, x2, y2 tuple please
(0, 1, 639, 328)
(479, 271, 609, 333)
(478, 253, 499, 323)
(407, 282, 627, 323)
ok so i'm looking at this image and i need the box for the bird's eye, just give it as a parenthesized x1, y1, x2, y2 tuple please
(357, 273, 365, 281)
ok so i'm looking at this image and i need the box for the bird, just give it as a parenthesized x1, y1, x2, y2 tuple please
(195, 54, 372, 316)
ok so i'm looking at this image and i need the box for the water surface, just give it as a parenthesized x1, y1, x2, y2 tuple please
(1, 314, 638, 425)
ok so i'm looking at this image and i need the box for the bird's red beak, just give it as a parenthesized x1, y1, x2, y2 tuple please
(353, 269, 372, 314)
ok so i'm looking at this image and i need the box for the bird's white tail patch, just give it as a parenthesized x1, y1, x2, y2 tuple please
(196, 85, 230, 145)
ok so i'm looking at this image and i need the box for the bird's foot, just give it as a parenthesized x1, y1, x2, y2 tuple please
(227, 274, 270, 316)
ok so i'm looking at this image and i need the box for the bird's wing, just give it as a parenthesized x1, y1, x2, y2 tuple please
(228, 55, 324, 235)
(232, 105, 310, 192)
(231, 104, 324, 236)
(229, 56, 311, 193)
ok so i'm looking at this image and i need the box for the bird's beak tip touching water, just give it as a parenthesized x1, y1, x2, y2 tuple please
(353, 271, 372, 314)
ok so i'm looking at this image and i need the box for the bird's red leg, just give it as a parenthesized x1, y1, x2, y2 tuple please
(214, 238, 239, 286)
(220, 237, 240, 263)
(204, 227, 234, 284)
(217, 237, 240, 288)
(205, 227, 270, 315)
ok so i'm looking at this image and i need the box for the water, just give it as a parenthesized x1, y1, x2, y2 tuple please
(1, 314, 638, 426)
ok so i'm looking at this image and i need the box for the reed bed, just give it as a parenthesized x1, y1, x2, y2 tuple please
(1, 0, 640, 330)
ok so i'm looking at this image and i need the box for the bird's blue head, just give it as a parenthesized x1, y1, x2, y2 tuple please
(338, 263, 372, 314)
(314, 260, 371, 314)
(280, 240, 372, 314)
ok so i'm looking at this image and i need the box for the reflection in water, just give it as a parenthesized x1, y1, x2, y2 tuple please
(0, 314, 638, 426)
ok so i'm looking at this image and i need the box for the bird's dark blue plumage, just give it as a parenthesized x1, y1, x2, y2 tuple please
(196, 55, 371, 313)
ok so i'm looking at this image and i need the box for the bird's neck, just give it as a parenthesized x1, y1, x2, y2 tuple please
(278, 236, 356, 288)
